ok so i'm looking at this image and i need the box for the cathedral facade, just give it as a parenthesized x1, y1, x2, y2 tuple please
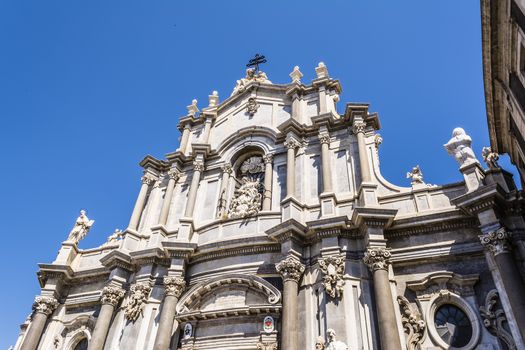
(14, 64, 525, 350)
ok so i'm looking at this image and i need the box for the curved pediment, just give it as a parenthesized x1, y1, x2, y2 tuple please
(175, 274, 281, 321)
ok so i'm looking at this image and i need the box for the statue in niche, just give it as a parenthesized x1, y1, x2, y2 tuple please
(228, 177, 262, 219)
(325, 329, 348, 350)
(228, 156, 265, 219)
(444, 127, 479, 167)
(67, 210, 94, 244)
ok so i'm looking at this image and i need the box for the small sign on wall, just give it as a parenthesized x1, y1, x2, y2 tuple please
(263, 316, 275, 333)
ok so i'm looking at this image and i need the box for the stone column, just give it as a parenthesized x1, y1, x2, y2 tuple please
(284, 139, 299, 198)
(480, 228, 525, 341)
(153, 277, 186, 350)
(262, 154, 273, 210)
(184, 160, 204, 218)
(129, 175, 155, 230)
(353, 121, 371, 183)
(88, 286, 125, 350)
(218, 164, 232, 217)
(276, 256, 305, 350)
(178, 124, 191, 154)
(20, 296, 58, 350)
(158, 171, 180, 226)
(319, 134, 333, 193)
(202, 117, 213, 143)
(363, 247, 402, 350)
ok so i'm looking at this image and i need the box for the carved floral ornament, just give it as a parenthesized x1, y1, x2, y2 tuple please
(284, 139, 299, 150)
(318, 255, 345, 299)
(262, 153, 273, 164)
(125, 283, 152, 322)
(100, 285, 125, 307)
(221, 163, 233, 174)
(256, 341, 278, 350)
(318, 134, 331, 145)
(32, 296, 58, 316)
(276, 256, 305, 282)
(168, 169, 180, 181)
(397, 296, 426, 350)
(479, 289, 516, 349)
(164, 276, 186, 298)
(479, 227, 512, 256)
(141, 174, 156, 186)
(363, 247, 391, 271)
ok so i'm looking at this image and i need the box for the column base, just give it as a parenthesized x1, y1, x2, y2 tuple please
(319, 192, 336, 217)
(53, 242, 78, 265)
(177, 218, 195, 243)
(357, 183, 378, 207)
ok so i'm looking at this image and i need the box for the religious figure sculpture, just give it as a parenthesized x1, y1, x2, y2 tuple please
(246, 97, 259, 116)
(228, 178, 262, 219)
(406, 165, 424, 186)
(315, 336, 325, 350)
(66, 210, 94, 244)
(481, 146, 500, 170)
(104, 229, 123, 246)
(231, 68, 272, 95)
(444, 127, 479, 167)
(325, 329, 348, 350)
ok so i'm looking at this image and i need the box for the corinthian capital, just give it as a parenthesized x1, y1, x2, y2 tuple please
(363, 247, 391, 271)
(141, 175, 156, 186)
(221, 163, 233, 174)
(262, 154, 274, 164)
(352, 121, 366, 135)
(284, 139, 299, 150)
(480, 227, 512, 256)
(163, 276, 186, 298)
(276, 256, 305, 282)
(193, 160, 205, 172)
(318, 134, 331, 145)
(32, 296, 58, 316)
(168, 170, 180, 181)
(101, 286, 125, 306)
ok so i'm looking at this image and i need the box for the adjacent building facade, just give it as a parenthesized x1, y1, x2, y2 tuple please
(481, 0, 525, 185)
(14, 64, 525, 350)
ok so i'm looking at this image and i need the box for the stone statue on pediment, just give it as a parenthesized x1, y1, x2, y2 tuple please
(67, 210, 94, 244)
(444, 127, 479, 167)
(231, 68, 272, 95)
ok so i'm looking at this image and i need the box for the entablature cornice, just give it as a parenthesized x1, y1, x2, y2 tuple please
(311, 77, 342, 94)
(343, 103, 381, 131)
(352, 207, 397, 229)
(452, 183, 508, 215)
(190, 243, 280, 264)
(162, 241, 197, 260)
(406, 271, 479, 299)
(386, 211, 479, 238)
(266, 218, 307, 244)
(99, 250, 134, 272)
(139, 154, 170, 172)
(129, 247, 170, 267)
(175, 305, 281, 323)
(37, 264, 74, 288)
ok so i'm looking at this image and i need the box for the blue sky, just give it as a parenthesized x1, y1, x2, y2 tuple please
(0, 1, 519, 347)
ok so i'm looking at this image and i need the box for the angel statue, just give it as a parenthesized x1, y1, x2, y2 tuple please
(444, 127, 479, 167)
(66, 210, 94, 244)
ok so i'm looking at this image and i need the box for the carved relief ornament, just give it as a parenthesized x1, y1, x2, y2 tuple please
(168, 170, 180, 181)
(318, 255, 345, 299)
(262, 153, 273, 164)
(256, 341, 278, 350)
(221, 163, 233, 175)
(125, 283, 152, 322)
(100, 286, 125, 307)
(479, 227, 512, 256)
(276, 256, 305, 282)
(363, 247, 391, 271)
(479, 289, 516, 349)
(397, 296, 426, 350)
(284, 139, 299, 150)
(141, 175, 156, 186)
(246, 97, 259, 116)
(33, 296, 58, 316)
(164, 276, 186, 298)
(318, 134, 331, 145)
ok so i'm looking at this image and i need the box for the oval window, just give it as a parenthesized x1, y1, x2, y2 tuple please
(434, 304, 473, 347)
